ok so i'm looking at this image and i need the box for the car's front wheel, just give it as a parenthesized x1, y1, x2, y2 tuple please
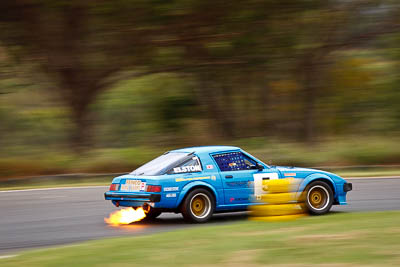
(304, 181, 333, 215)
(181, 188, 215, 223)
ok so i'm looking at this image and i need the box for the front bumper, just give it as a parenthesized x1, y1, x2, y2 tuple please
(104, 192, 161, 202)
(343, 183, 353, 192)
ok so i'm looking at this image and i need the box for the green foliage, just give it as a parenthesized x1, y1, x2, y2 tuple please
(1, 0, 400, 171)
(1, 137, 399, 179)
(234, 136, 400, 167)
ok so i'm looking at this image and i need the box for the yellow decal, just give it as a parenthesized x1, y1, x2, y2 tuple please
(175, 176, 211, 182)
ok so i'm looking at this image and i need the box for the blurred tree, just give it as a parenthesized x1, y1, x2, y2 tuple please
(284, 0, 400, 142)
(0, 0, 171, 151)
(1, 0, 400, 153)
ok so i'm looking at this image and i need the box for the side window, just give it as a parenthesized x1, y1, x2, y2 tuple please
(242, 154, 258, 169)
(213, 152, 256, 172)
(170, 156, 202, 174)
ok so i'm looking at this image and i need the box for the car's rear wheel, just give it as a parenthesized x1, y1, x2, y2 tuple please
(304, 181, 333, 215)
(181, 188, 215, 223)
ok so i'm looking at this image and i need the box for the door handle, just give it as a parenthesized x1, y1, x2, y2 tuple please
(225, 175, 233, 178)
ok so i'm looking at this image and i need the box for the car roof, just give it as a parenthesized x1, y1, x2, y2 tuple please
(170, 145, 240, 154)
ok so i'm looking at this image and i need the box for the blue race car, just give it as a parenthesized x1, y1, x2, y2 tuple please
(104, 146, 352, 223)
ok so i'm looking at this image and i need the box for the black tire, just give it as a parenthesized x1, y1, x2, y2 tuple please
(304, 181, 334, 215)
(180, 188, 215, 223)
(143, 209, 162, 221)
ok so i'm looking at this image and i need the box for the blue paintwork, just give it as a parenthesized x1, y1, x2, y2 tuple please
(104, 145, 350, 211)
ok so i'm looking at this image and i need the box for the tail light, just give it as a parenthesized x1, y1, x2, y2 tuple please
(109, 183, 119, 191)
(146, 185, 162, 192)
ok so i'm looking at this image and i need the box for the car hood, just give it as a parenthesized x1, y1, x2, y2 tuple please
(274, 166, 342, 180)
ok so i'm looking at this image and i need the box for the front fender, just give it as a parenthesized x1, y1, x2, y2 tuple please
(298, 173, 336, 198)
(176, 181, 219, 207)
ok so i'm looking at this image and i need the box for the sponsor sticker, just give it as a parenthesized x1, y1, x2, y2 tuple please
(164, 187, 179, 192)
(175, 176, 210, 182)
(226, 181, 248, 187)
(253, 173, 279, 197)
(173, 165, 201, 173)
(211, 175, 216, 181)
(166, 193, 177, 198)
(121, 180, 146, 191)
(140, 182, 146, 191)
(206, 165, 214, 169)
(284, 173, 296, 177)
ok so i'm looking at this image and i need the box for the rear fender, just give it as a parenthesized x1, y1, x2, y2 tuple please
(176, 181, 219, 207)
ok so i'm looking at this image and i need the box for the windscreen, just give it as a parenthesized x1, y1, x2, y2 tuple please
(130, 152, 189, 176)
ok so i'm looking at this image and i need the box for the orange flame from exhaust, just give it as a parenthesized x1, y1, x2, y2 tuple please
(105, 207, 146, 226)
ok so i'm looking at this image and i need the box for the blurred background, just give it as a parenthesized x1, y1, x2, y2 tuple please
(1, 0, 400, 178)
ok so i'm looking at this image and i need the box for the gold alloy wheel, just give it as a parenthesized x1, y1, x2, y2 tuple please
(307, 185, 329, 210)
(190, 193, 211, 218)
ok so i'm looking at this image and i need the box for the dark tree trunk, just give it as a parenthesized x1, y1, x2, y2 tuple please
(198, 76, 225, 138)
(259, 81, 272, 136)
(303, 75, 317, 143)
(300, 60, 318, 144)
(220, 83, 236, 138)
(69, 99, 93, 153)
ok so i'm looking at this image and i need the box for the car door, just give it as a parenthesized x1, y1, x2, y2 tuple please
(212, 152, 258, 205)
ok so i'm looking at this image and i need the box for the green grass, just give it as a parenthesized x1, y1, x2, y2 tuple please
(335, 168, 400, 177)
(1, 136, 400, 190)
(0, 176, 111, 191)
(2, 211, 400, 266)
(1, 136, 400, 179)
(0, 146, 160, 179)
(0, 168, 399, 191)
(240, 136, 400, 167)
(0, 181, 108, 191)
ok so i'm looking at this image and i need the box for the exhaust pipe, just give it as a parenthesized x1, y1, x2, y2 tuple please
(142, 203, 151, 213)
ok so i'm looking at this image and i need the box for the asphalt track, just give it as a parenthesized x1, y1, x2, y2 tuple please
(1, 177, 400, 255)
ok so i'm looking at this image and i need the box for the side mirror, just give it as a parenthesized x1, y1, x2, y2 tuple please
(256, 163, 264, 171)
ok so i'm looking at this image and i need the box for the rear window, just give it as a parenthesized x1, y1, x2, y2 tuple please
(168, 156, 202, 174)
(130, 152, 189, 176)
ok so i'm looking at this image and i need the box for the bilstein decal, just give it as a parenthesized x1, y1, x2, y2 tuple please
(164, 187, 179, 192)
(175, 176, 210, 182)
